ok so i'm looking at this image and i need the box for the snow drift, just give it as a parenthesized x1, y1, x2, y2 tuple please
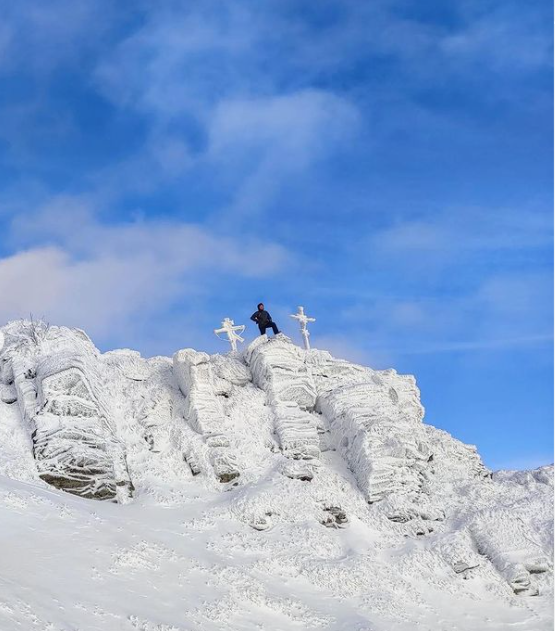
(0, 320, 551, 631)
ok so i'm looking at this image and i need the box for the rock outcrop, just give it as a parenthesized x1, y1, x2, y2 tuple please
(173, 348, 240, 483)
(0, 320, 551, 605)
(0, 322, 132, 501)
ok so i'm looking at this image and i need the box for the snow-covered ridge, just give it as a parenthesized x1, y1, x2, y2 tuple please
(0, 320, 552, 630)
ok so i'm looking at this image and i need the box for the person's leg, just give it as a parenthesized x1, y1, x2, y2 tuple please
(270, 322, 279, 335)
(258, 324, 267, 335)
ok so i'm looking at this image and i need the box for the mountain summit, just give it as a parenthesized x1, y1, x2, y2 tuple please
(0, 320, 552, 630)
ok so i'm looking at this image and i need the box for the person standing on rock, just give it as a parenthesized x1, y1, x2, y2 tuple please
(250, 303, 280, 337)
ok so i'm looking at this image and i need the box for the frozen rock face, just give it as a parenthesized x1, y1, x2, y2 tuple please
(173, 349, 240, 483)
(272, 401, 320, 461)
(245, 335, 317, 408)
(316, 374, 430, 503)
(469, 508, 550, 596)
(0, 320, 552, 613)
(304, 350, 435, 507)
(0, 321, 132, 501)
(33, 353, 131, 500)
(244, 336, 321, 483)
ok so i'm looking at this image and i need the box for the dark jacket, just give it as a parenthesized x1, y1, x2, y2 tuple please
(251, 309, 272, 326)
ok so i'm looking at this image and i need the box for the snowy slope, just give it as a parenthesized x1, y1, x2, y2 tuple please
(0, 320, 552, 631)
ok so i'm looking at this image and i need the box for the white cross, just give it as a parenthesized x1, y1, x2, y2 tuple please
(289, 306, 315, 350)
(214, 318, 246, 352)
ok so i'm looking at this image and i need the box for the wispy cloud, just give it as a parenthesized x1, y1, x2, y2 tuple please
(368, 205, 552, 263)
(208, 91, 359, 217)
(340, 270, 553, 359)
(2, 197, 291, 340)
(0, 0, 117, 74)
(87, 6, 363, 216)
(374, 334, 553, 356)
(440, 2, 552, 71)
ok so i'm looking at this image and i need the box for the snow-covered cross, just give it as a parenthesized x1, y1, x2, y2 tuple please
(214, 318, 246, 353)
(289, 306, 316, 350)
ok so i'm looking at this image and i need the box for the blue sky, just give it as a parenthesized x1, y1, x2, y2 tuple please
(0, 0, 552, 469)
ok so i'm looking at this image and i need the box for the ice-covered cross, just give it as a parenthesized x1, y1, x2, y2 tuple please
(289, 306, 316, 350)
(214, 318, 246, 353)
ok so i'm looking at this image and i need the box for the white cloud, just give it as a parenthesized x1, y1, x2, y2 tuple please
(336, 266, 553, 358)
(2, 198, 290, 340)
(208, 91, 359, 216)
(440, 6, 552, 71)
(0, 0, 115, 74)
(0, 247, 70, 316)
(338, 203, 553, 358)
(209, 91, 358, 164)
(90, 4, 362, 214)
(94, 3, 257, 119)
(384, 334, 553, 356)
(371, 205, 552, 258)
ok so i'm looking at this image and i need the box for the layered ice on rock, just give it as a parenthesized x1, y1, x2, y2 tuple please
(173, 348, 241, 483)
(0, 321, 133, 501)
(33, 352, 132, 501)
(244, 335, 322, 482)
(316, 374, 430, 504)
(0, 319, 552, 631)
(245, 334, 317, 409)
(469, 508, 550, 596)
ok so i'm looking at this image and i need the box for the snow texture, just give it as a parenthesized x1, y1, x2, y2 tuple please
(0, 319, 552, 631)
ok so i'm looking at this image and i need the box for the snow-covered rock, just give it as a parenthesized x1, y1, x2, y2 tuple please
(0, 320, 552, 630)
(316, 374, 430, 503)
(469, 506, 552, 596)
(0, 321, 132, 501)
(273, 401, 320, 460)
(33, 352, 132, 501)
(245, 334, 317, 408)
(173, 348, 240, 483)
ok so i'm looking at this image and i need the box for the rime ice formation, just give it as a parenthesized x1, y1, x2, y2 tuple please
(33, 353, 132, 501)
(245, 334, 317, 408)
(290, 305, 316, 350)
(317, 375, 431, 503)
(0, 320, 552, 631)
(0, 321, 132, 501)
(213, 318, 246, 352)
(173, 348, 241, 483)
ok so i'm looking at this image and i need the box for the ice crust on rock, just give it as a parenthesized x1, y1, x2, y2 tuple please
(173, 348, 240, 483)
(272, 401, 320, 460)
(33, 353, 131, 501)
(316, 376, 430, 503)
(0, 320, 552, 629)
(0, 322, 132, 501)
(244, 336, 322, 485)
(245, 334, 317, 409)
(469, 508, 552, 596)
